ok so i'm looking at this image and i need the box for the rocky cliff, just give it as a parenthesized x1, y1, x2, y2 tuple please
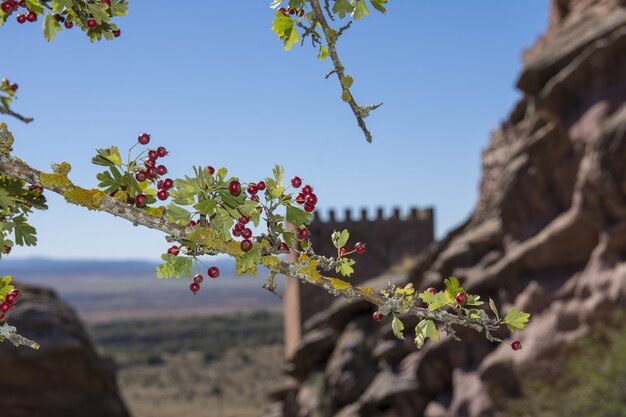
(0, 283, 130, 417)
(264, 1, 626, 416)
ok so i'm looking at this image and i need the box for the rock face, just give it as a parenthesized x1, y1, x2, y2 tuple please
(264, 1, 626, 416)
(0, 283, 130, 417)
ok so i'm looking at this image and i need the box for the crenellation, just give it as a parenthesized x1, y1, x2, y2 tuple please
(392, 207, 401, 220)
(376, 207, 384, 221)
(344, 208, 353, 222)
(360, 208, 368, 222)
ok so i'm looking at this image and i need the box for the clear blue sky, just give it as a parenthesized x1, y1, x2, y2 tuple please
(2, 1, 549, 260)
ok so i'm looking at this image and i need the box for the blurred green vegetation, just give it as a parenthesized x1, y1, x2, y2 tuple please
(506, 310, 626, 417)
(87, 310, 283, 367)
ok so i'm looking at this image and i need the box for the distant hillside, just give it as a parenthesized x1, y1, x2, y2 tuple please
(1, 258, 284, 322)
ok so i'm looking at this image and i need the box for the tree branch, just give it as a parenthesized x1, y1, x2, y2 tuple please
(309, 0, 382, 143)
(0, 105, 33, 124)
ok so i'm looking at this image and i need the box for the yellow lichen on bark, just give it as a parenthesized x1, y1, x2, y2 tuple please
(0, 123, 14, 154)
(186, 227, 241, 257)
(40, 172, 72, 187)
(62, 187, 104, 210)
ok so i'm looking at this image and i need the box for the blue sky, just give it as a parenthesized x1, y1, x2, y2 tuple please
(2, 1, 549, 260)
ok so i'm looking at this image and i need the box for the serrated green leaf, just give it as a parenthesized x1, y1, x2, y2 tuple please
(211, 207, 233, 238)
(25, 0, 44, 14)
(444, 277, 463, 300)
(418, 290, 449, 311)
(43, 13, 62, 41)
(332, 0, 353, 18)
(96, 166, 122, 194)
(170, 176, 200, 205)
(166, 203, 192, 225)
(155, 254, 192, 279)
(466, 294, 484, 306)
(237, 246, 261, 275)
(392, 316, 405, 340)
(503, 309, 531, 333)
(14, 216, 37, 246)
(272, 12, 299, 51)
(109, 0, 128, 16)
(238, 200, 258, 217)
(86, 3, 108, 24)
(317, 44, 329, 60)
(351, 0, 370, 19)
(369, 0, 387, 13)
(92, 146, 122, 167)
(414, 319, 439, 349)
(193, 199, 217, 217)
(335, 257, 355, 277)
(51, 0, 73, 12)
(489, 298, 500, 321)
(331, 229, 350, 249)
(286, 205, 312, 227)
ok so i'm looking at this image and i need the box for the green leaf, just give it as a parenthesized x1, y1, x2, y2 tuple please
(166, 203, 192, 225)
(0, 187, 13, 209)
(273, 164, 284, 185)
(503, 309, 531, 333)
(369, 0, 387, 13)
(391, 316, 405, 340)
(444, 277, 463, 300)
(335, 257, 355, 277)
(269, 0, 282, 8)
(86, 3, 108, 24)
(14, 216, 37, 246)
(25, 0, 44, 14)
(193, 199, 217, 217)
(96, 166, 123, 194)
(155, 254, 192, 279)
(43, 13, 62, 41)
(331, 229, 350, 249)
(51, 0, 73, 12)
(109, 0, 128, 16)
(351, 0, 370, 19)
(317, 44, 329, 60)
(271, 12, 299, 51)
(414, 319, 439, 349)
(489, 298, 500, 321)
(211, 207, 233, 238)
(418, 290, 449, 311)
(332, 0, 353, 18)
(170, 176, 200, 205)
(237, 245, 261, 275)
(92, 146, 123, 167)
(286, 205, 312, 226)
(466, 294, 484, 306)
(237, 200, 258, 217)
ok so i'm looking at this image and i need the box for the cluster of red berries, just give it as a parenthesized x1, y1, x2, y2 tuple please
(278, 6, 304, 17)
(231, 215, 254, 252)
(134, 133, 172, 207)
(0, 288, 21, 321)
(291, 176, 318, 213)
(228, 179, 266, 203)
(189, 266, 220, 294)
(339, 241, 366, 256)
(2, 0, 36, 24)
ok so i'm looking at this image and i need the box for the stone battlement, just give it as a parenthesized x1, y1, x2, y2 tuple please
(312, 207, 433, 223)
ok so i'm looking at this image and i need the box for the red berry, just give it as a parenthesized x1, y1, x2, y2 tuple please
(5, 294, 16, 305)
(355, 242, 366, 253)
(4, 246, 11, 254)
(295, 193, 306, 205)
(157, 180, 164, 189)
(113, 29, 121, 37)
(187, 220, 197, 228)
(9, 289, 20, 298)
(26, 11, 37, 22)
(135, 170, 147, 182)
(278, 242, 288, 252)
(339, 246, 349, 256)
(304, 203, 315, 212)
(156, 165, 167, 175)
(193, 274, 204, 284)
(250, 195, 259, 202)
(239, 216, 249, 225)
(242, 228, 252, 239)
(427, 287, 437, 295)
(1, 2, 12, 13)
(157, 189, 168, 201)
(291, 176, 302, 188)
(302, 184, 313, 195)
(240, 239, 252, 252)
(144, 158, 156, 169)
(190, 282, 200, 294)
(278, 7, 288, 16)
(207, 166, 215, 175)
(64, 20, 73, 29)
(101, 0, 111, 5)
(297, 8, 304, 17)
(208, 266, 220, 279)
(232, 227, 242, 237)
(162, 178, 173, 189)
(16, 13, 26, 24)
(167, 245, 180, 256)
(19, 0, 25, 6)
(247, 184, 258, 195)
(257, 181, 266, 191)
(234, 223, 244, 232)
(87, 18, 97, 28)
(135, 193, 147, 207)
(305, 193, 317, 205)
(148, 150, 158, 160)
(298, 228, 309, 240)
(455, 292, 468, 305)
(229, 180, 241, 196)
(0, 303, 10, 313)
(511, 340, 522, 351)
(147, 167, 158, 178)
(373, 311, 383, 321)
(155, 146, 167, 157)
(288, 7, 296, 15)
(138, 133, 150, 145)
(53, 13, 62, 21)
